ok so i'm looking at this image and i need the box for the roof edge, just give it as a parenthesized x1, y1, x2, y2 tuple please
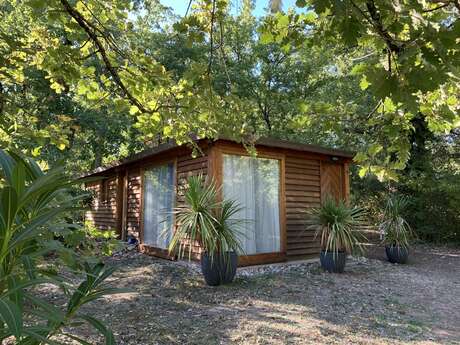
(254, 137, 355, 159)
(80, 137, 355, 178)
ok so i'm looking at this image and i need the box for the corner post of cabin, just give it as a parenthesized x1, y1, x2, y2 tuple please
(121, 169, 129, 241)
(279, 153, 287, 255)
(343, 161, 351, 204)
(115, 169, 125, 240)
(207, 141, 223, 199)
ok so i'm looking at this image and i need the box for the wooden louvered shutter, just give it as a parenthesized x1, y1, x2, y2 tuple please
(320, 161, 345, 203)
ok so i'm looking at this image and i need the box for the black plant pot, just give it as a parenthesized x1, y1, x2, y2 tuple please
(320, 250, 347, 273)
(385, 245, 409, 264)
(200, 251, 238, 286)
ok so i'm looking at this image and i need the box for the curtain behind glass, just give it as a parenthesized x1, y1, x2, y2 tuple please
(143, 163, 174, 249)
(223, 155, 280, 255)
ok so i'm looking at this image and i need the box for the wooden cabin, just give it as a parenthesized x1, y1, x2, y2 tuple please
(83, 138, 353, 266)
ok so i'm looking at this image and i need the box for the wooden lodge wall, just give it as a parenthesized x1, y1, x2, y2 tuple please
(284, 156, 348, 260)
(284, 154, 321, 260)
(85, 177, 119, 231)
(85, 146, 209, 250)
(85, 140, 350, 263)
(126, 170, 141, 239)
(174, 151, 209, 258)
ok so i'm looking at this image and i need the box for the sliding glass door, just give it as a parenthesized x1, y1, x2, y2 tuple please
(223, 154, 281, 255)
(143, 162, 175, 249)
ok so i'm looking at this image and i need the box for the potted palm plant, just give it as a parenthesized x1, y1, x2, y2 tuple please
(309, 197, 366, 273)
(380, 195, 412, 264)
(168, 175, 245, 286)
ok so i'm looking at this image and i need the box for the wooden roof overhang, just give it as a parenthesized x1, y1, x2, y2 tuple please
(81, 138, 355, 178)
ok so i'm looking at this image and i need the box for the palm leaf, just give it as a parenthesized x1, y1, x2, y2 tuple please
(0, 297, 23, 338)
(169, 175, 244, 261)
(308, 196, 367, 255)
(79, 315, 115, 345)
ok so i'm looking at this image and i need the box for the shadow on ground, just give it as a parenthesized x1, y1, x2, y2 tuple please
(43, 244, 460, 344)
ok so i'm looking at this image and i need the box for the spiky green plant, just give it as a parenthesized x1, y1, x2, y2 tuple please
(380, 195, 413, 249)
(168, 175, 245, 263)
(309, 197, 367, 255)
(0, 149, 124, 344)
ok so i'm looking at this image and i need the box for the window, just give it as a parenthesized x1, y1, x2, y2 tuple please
(223, 154, 281, 255)
(143, 163, 175, 249)
(99, 178, 115, 205)
(100, 179, 108, 203)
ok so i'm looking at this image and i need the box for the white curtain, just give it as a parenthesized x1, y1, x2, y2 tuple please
(223, 155, 280, 255)
(143, 163, 174, 249)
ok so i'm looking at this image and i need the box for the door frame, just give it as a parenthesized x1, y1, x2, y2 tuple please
(139, 158, 178, 260)
(209, 141, 287, 266)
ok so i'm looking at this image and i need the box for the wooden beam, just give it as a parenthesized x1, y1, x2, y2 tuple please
(280, 154, 287, 254)
(121, 169, 128, 241)
(238, 253, 286, 267)
(343, 162, 350, 204)
(115, 171, 124, 239)
(140, 244, 177, 261)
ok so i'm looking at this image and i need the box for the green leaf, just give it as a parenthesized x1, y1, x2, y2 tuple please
(92, 265, 118, 288)
(66, 281, 89, 313)
(383, 97, 396, 112)
(22, 256, 37, 280)
(50, 81, 64, 94)
(60, 333, 92, 345)
(295, 0, 307, 7)
(277, 14, 289, 28)
(0, 149, 15, 183)
(259, 31, 273, 44)
(79, 315, 115, 345)
(7, 275, 24, 312)
(8, 207, 77, 253)
(27, 0, 47, 10)
(80, 287, 132, 306)
(354, 152, 367, 163)
(359, 76, 370, 90)
(0, 298, 23, 338)
(20, 326, 63, 345)
(25, 294, 65, 324)
(1, 186, 18, 231)
(358, 167, 369, 178)
(368, 143, 383, 156)
(129, 105, 139, 115)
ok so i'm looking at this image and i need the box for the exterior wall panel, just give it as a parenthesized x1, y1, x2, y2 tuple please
(284, 154, 321, 260)
(83, 139, 351, 265)
(85, 176, 118, 230)
(126, 169, 142, 239)
(320, 161, 345, 202)
(175, 151, 209, 258)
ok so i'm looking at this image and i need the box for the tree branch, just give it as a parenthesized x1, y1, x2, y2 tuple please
(207, 0, 216, 77)
(60, 0, 150, 113)
(365, 0, 403, 53)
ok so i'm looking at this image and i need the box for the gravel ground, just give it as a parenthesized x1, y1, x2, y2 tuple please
(45, 245, 460, 345)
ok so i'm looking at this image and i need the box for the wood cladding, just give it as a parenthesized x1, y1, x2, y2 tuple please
(175, 151, 209, 257)
(84, 140, 351, 266)
(85, 177, 118, 230)
(284, 155, 321, 260)
(126, 170, 141, 238)
(176, 153, 208, 206)
(320, 161, 345, 202)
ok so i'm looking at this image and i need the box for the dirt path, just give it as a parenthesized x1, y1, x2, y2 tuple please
(51, 245, 460, 344)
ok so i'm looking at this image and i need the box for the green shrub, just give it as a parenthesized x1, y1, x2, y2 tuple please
(168, 175, 245, 262)
(401, 174, 460, 243)
(380, 195, 413, 248)
(352, 172, 460, 244)
(0, 149, 125, 343)
(63, 221, 125, 261)
(308, 197, 367, 255)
